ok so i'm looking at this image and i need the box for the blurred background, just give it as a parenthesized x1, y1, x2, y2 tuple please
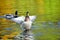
(0, 0, 60, 40)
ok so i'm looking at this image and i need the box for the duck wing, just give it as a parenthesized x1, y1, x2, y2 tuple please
(11, 16, 25, 24)
(29, 16, 36, 22)
(10, 16, 36, 24)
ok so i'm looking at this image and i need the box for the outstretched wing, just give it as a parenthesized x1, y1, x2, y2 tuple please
(29, 16, 36, 22)
(11, 16, 36, 24)
(11, 16, 25, 24)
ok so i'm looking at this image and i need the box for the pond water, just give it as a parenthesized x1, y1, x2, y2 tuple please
(13, 22, 60, 40)
(0, 22, 60, 40)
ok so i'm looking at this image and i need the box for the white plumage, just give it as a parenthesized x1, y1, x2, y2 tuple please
(22, 21, 32, 30)
(11, 16, 36, 24)
(10, 16, 36, 30)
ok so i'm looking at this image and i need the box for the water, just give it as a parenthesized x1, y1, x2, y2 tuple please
(0, 22, 60, 40)
(14, 31, 34, 40)
(31, 22, 60, 40)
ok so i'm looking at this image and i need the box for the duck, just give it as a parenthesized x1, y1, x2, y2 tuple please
(11, 12, 36, 32)
(1, 11, 36, 32)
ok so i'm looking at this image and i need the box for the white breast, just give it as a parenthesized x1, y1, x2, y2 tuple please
(22, 21, 32, 29)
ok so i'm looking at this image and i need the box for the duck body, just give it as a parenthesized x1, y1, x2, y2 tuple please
(10, 16, 36, 31)
(22, 20, 32, 30)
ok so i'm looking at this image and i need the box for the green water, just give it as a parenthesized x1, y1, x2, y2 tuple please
(0, 0, 60, 40)
(8, 22, 60, 40)
(14, 0, 60, 22)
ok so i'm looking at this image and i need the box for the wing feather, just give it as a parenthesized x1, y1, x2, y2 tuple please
(11, 16, 36, 24)
(11, 16, 24, 24)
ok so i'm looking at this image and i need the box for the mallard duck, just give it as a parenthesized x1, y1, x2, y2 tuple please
(1, 11, 36, 32)
(11, 12, 36, 32)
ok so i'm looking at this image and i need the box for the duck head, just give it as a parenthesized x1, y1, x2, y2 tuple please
(24, 12, 30, 21)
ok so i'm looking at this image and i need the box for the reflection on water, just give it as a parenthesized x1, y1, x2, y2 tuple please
(14, 22, 60, 40)
(14, 31, 34, 40)
(0, 22, 60, 40)
(32, 22, 60, 40)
